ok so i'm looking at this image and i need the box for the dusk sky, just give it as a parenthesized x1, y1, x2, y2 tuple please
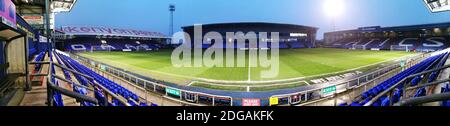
(55, 0, 450, 39)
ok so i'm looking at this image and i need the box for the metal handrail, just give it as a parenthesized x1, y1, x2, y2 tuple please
(405, 78, 450, 91)
(47, 80, 99, 104)
(73, 53, 233, 106)
(363, 64, 450, 106)
(29, 61, 50, 65)
(46, 51, 131, 106)
(56, 51, 132, 106)
(52, 73, 95, 92)
(53, 63, 94, 80)
(271, 54, 421, 101)
(395, 92, 450, 106)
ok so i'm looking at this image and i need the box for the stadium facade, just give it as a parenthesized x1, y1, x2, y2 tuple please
(182, 22, 318, 49)
(324, 22, 450, 52)
(58, 26, 169, 51)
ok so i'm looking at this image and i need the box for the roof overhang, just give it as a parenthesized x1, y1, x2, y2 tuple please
(423, 0, 450, 13)
(14, 0, 77, 13)
(51, 0, 77, 13)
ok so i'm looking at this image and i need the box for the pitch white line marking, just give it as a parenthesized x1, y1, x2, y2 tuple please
(304, 81, 311, 85)
(187, 81, 195, 86)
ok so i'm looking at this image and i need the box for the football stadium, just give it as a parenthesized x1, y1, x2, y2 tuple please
(0, 0, 450, 109)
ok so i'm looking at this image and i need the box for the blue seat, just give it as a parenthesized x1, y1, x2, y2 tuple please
(381, 97, 390, 106)
(414, 88, 427, 97)
(338, 103, 348, 106)
(139, 102, 148, 106)
(350, 102, 362, 106)
(351, 53, 447, 106)
(410, 76, 422, 86)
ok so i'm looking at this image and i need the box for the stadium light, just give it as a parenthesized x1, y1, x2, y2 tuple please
(323, 0, 345, 18)
(323, 0, 345, 31)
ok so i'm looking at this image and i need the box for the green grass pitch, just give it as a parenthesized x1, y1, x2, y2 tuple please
(78, 48, 414, 87)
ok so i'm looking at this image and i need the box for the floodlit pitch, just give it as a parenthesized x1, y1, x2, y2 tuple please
(78, 48, 415, 91)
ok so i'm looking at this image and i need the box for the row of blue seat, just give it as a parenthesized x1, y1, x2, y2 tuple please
(346, 52, 448, 106)
(54, 52, 94, 106)
(33, 52, 46, 71)
(54, 51, 151, 106)
(410, 53, 449, 100)
(55, 52, 132, 106)
(49, 53, 64, 106)
(442, 84, 450, 106)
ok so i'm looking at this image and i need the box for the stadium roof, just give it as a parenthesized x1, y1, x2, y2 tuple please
(423, 0, 450, 12)
(14, 0, 77, 12)
(182, 22, 319, 31)
(60, 26, 168, 39)
(325, 22, 450, 34)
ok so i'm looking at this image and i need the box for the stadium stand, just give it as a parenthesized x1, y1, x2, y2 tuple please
(345, 51, 450, 106)
(182, 22, 317, 49)
(324, 22, 450, 52)
(65, 39, 162, 52)
(53, 50, 152, 106)
(442, 84, 450, 106)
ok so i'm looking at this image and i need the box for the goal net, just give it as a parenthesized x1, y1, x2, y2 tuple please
(90, 44, 114, 52)
(390, 45, 411, 52)
(136, 44, 153, 51)
(352, 45, 366, 50)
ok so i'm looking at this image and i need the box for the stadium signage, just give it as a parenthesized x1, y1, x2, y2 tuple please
(61, 26, 167, 38)
(242, 98, 261, 106)
(269, 97, 279, 106)
(166, 88, 181, 96)
(0, 0, 16, 29)
(358, 26, 381, 31)
(290, 33, 307, 37)
(322, 85, 337, 95)
(22, 15, 43, 25)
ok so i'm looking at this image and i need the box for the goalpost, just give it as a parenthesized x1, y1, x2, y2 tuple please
(136, 44, 154, 51)
(352, 45, 366, 50)
(90, 45, 113, 52)
(390, 45, 411, 52)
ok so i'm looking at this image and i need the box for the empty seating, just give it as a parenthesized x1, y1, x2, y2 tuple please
(347, 52, 448, 106)
(66, 39, 161, 51)
(442, 84, 450, 106)
(54, 51, 149, 106)
(327, 37, 450, 51)
(33, 52, 46, 71)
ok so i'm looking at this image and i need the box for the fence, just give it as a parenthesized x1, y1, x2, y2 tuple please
(272, 53, 428, 106)
(72, 54, 233, 106)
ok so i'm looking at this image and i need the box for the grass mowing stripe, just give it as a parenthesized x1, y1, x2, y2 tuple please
(78, 48, 415, 91)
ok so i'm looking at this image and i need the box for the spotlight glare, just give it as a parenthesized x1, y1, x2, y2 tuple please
(323, 0, 345, 18)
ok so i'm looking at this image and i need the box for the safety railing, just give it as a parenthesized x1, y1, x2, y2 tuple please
(364, 64, 450, 106)
(272, 53, 428, 106)
(37, 50, 131, 106)
(71, 53, 233, 106)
